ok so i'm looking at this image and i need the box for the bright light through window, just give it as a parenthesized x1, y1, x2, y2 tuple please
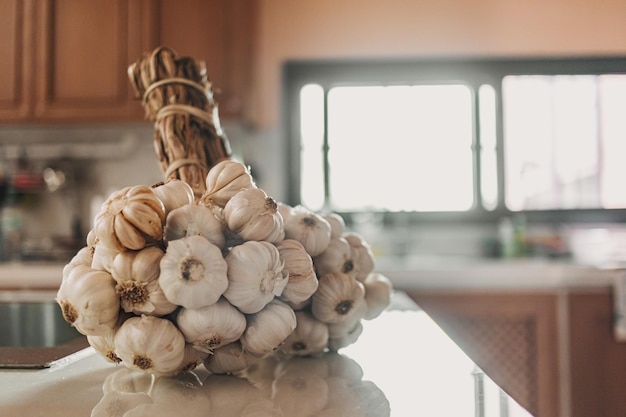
(300, 84, 474, 212)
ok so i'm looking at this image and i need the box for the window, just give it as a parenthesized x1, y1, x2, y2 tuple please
(283, 57, 626, 223)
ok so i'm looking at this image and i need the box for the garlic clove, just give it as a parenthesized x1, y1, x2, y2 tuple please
(164, 203, 225, 249)
(201, 159, 257, 207)
(282, 205, 332, 257)
(159, 235, 228, 309)
(224, 241, 288, 314)
(56, 264, 120, 336)
(240, 299, 297, 357)
(176, 298, 247, 353)
(280, 311, 329, 357)
(363, 273, 393, 320)
(311, 272, 365, 324)
(114, 315, 185, 376)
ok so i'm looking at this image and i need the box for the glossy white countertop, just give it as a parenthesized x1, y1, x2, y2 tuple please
(0, 292, 531, 417)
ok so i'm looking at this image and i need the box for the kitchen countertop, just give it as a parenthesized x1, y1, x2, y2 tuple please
(0, 292, 531, 417)
(2, 256, 621, 292)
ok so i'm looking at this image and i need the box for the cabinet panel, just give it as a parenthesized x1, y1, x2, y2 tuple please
(32, 0, 154, 121)
(0, 0, 32, 119)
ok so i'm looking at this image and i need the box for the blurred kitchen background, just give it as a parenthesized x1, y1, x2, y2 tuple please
(2, 0, 626, 267)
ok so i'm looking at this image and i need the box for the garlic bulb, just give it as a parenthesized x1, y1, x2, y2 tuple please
(327, 298, 367, 338)
(88, 330, 121, 364)
(202, 159, 257, 207)
(344, 233, 375, 282)
(56, 264, 120, 336)
(328, 321, 363, 351)
(280, 311, 329, 356)
(324, 212, 345, 239)
(223, 188, 284, 243)
(176, 298, 247, 353)
(111, 246, 176, 316)
(282, 205, 331, 256)
(94, 185, 166, 251)
(91, 239, 120, 273)
(114, 315, 185, 376)
(159, 235, 228, 309)
(275, 239, 318, 305)
(313, 237, 354, 277)
(176, 343, 210, 374)
(62, 246, 93, 280)
(311, 272, 365, 324)
(363, 273, 393, 320)
(164, 203, 225, 249)
(152, 179, 195, 214)
(240, 299, 297, 357)
(224, 241, 288, 314)
(205, 341, 259, 375)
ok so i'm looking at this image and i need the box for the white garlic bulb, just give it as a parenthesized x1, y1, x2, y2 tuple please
(280, 311, 329, 356)
(313, 237, 354, 277)
(311, 272, 365, 324)
(111, 246, 177, 316)
(275, 239, 319, 305)
(327, 298, 367, 338)
(164, 203, 225, 249)
(324, 212, 346, 239)
(223, 188, 285, 243)
(344, 232, 375, 282)
(152, 179, 195, 214)
(62, 246, 93, 280)
(114, 315, 185, 376)
(56, 264, 120, 336)
(224, 241, 288, 314)
(205, 341, 260, 375)
(88, 330, 121, 365)
(202, 159, 257, 207)
(159, 235, 228, 309)
(363, 273, 392, 320)
(240, 299, 297, 357)
(176, 298, 247, 353)
(282, 205, 331, 256)
(327, 321, 363, 351)
(91, 239, 120, 273)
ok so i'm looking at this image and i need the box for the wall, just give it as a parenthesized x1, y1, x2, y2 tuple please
(252, 0, 626, 128)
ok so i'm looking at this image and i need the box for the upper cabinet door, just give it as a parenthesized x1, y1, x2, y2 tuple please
(31, 0, 155, 122)
(0, 0, 33, 120)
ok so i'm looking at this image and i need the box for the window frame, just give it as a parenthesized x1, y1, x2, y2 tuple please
(282, 56, 626, 225)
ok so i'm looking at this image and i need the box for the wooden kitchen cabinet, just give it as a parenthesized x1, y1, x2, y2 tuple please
(406, 290, 561, 417)
(0, 0, 255, 123)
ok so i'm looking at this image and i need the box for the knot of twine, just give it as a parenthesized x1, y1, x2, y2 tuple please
(163, 158, 206, 180)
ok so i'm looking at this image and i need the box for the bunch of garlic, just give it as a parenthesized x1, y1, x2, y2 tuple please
(57, 159, 392, 377)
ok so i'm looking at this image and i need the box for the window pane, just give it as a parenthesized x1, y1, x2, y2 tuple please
(325, 85, 474, 212)
(300, 84, 325, 211)
(503, 74, 626, 211)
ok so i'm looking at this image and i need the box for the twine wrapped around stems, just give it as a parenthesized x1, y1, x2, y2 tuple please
(128, 46, 231, 196)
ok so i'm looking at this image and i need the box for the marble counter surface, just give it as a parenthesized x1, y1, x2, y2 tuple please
(0, 292, 531, 417)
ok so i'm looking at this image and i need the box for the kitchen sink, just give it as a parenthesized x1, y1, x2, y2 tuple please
(0, 291, 89, 368)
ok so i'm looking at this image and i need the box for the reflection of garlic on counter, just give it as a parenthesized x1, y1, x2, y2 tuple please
(91, 352, 390, 417)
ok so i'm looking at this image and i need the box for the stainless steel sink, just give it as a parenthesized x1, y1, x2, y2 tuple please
(0, 291, 89, 368)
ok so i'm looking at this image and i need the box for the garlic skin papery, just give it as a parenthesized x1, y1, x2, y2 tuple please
(282, 205, 331, 257)
(311, 272, 366, 325)
(201, 159, 257, 207)
(240, 299, 297, 357)
(280, 311, 329, 357)
(164, 203, 225, 249)
(204, 341, 260, 375)
(94, 185, 166, 251)
(344, 232, 375, 282)
(114, 315, 185, 376)
(324, 213, 345, 239)
(159, 235, 228, 309)
(224, 241, 288, 314)
(363, 273, 393, 320)
(275, 239, 319, 305)
(111, 246, 177, 316)
(56, 264, 120, 336)
(223, 188, 285, 243)
(313, 237, 354, 277)
(152, 179, 195, 214)
(176, 298, 247, 353)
